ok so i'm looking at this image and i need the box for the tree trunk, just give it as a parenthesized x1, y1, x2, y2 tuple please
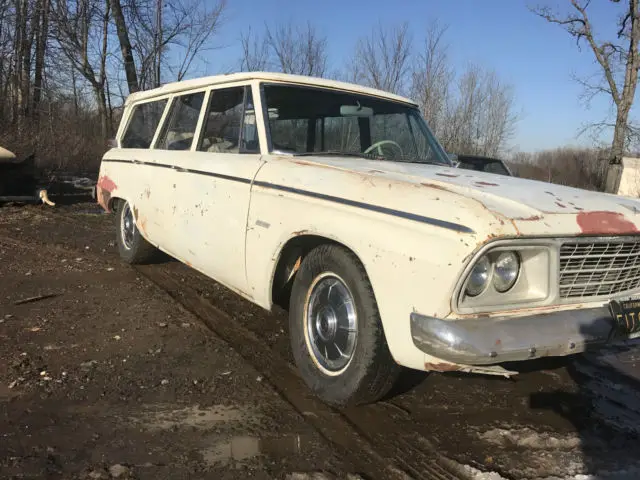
(110, 0, 139, 93)
(604, 107, 632, 193)
(95, 86, 108, 140)
(32, 0, 50, 119)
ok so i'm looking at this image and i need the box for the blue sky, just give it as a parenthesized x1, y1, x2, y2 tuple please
(188, 0, 629, 153)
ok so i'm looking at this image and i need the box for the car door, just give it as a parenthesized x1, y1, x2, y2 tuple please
(155, 83, 264, 297)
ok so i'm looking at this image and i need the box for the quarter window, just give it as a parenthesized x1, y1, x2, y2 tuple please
(121, 99, 168, 149)
(156, 92, 205, 151)
(198, 86, 259, 154)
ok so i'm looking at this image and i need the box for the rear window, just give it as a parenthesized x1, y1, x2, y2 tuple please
(121, 99, 168, 148)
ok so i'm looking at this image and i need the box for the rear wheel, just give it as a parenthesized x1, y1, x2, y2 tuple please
(289, 244, 400, 406)
(115, 200, 158, 264)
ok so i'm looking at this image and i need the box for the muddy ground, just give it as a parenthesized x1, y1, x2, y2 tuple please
(1, 198, 640, 480)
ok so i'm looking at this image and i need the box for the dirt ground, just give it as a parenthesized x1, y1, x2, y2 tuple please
(2, 198, 640, 480)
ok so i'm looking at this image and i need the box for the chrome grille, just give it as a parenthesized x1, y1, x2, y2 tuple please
(559, 240, 640, 299)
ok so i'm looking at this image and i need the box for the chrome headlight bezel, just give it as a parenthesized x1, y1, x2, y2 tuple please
(454, 239, 556, 315)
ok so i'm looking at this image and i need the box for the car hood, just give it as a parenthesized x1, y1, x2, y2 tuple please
(290, 156, 640, 237)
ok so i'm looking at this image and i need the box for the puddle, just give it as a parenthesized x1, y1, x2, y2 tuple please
(136, 404, 254, 431)
(200, 434, 313, 465)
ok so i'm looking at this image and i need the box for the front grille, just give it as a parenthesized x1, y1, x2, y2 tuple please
(559, 240, 640, 299)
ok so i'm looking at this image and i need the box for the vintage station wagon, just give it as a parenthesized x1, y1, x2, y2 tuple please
(97, 72, 640, 406)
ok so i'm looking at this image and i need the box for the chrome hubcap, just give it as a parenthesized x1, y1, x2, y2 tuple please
(305, 273, 357, 374)
(120, 203, 135, 249)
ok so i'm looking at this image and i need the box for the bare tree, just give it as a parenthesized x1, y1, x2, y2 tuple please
(410, 22, 451, 139)
(239, 26, 268, 72)
(110, 0, 139, 93)
(51, 0, 111, 136)
(351, 22, 412, 94)
(239, 21, 328, 77)
(122, 0, 226, 90)
(532, 0, 640, 193)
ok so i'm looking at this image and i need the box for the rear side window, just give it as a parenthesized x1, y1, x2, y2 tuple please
(156, 91, 205, 151)
(121, 99, 168, 149)
(198, 86, 259, 154)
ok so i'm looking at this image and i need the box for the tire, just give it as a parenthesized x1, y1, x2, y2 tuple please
(289, 244, 401, 406)
(115, 199, 158, 264)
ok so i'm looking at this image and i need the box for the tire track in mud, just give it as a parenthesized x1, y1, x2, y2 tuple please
(135, 265, 466, 480)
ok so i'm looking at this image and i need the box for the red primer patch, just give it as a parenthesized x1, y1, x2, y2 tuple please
(577, 211, 639, 234)
(97, 176, 117, 192)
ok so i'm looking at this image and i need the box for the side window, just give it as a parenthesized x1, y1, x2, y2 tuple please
(198, 86, 259, 154)
(121, 99, 167, 148)
(198, 87, 242, 153)
(156, 91, 205, 151)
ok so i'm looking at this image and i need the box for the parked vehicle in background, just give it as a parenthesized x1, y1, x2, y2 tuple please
(450, 153, 513, 176)
(97, 72, 640, 406)
(0, 146, 55, 206)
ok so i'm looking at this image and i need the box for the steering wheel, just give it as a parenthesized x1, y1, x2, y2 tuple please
(364, 140, 403, 158)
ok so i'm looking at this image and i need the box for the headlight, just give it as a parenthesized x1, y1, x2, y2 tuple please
(465, 255, 492, 296)
(493, 252, 520, 292)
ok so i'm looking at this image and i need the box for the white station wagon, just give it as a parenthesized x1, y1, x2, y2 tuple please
(98, 72, 640, 406)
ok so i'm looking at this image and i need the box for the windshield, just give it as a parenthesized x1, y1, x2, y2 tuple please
(262, 84, 451, 165)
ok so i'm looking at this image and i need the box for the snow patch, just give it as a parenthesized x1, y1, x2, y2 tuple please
(479, 427, 582, 449)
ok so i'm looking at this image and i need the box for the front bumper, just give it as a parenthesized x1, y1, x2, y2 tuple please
(410, 306, 639, 365)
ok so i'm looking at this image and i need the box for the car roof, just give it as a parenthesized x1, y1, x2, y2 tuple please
(126, 71, 418, 107)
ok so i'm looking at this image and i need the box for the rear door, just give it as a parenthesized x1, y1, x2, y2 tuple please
(154, 83, 264, 296)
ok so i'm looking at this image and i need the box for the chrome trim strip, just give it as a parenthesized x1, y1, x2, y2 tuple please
(252, 181, 474, 233)
(101, 158, 474, 233)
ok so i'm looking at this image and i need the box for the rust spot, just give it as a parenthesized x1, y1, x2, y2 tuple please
(515, 215, 542, 221)
(509, 219, 522, 236)
(424, 362, 462, 372)
(97, 175, 117, 192)
(97, 188, 111, 211)
(421, 182, 451, 192)
(292, 230, 309, 236)
(474, 181, 499, 187)
(555, 202, 566, 208)
(495, 339, 502, 346)
(436, 172, 459, 178)
(577, 211, 639, 234)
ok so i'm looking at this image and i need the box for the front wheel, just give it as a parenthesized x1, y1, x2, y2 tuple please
(115, 200, 158, 264)
(289, 244, 401, 406)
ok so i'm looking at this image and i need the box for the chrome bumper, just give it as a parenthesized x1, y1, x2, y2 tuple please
(410, 306, 638, 365)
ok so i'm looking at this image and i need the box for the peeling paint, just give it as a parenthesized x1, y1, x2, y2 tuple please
(514, 215, 542, 221)
(97, 175, 117, 192)
(420, 182, 452, 192)
(474, 181, 499, 187)
(577, 211, 639, 234)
